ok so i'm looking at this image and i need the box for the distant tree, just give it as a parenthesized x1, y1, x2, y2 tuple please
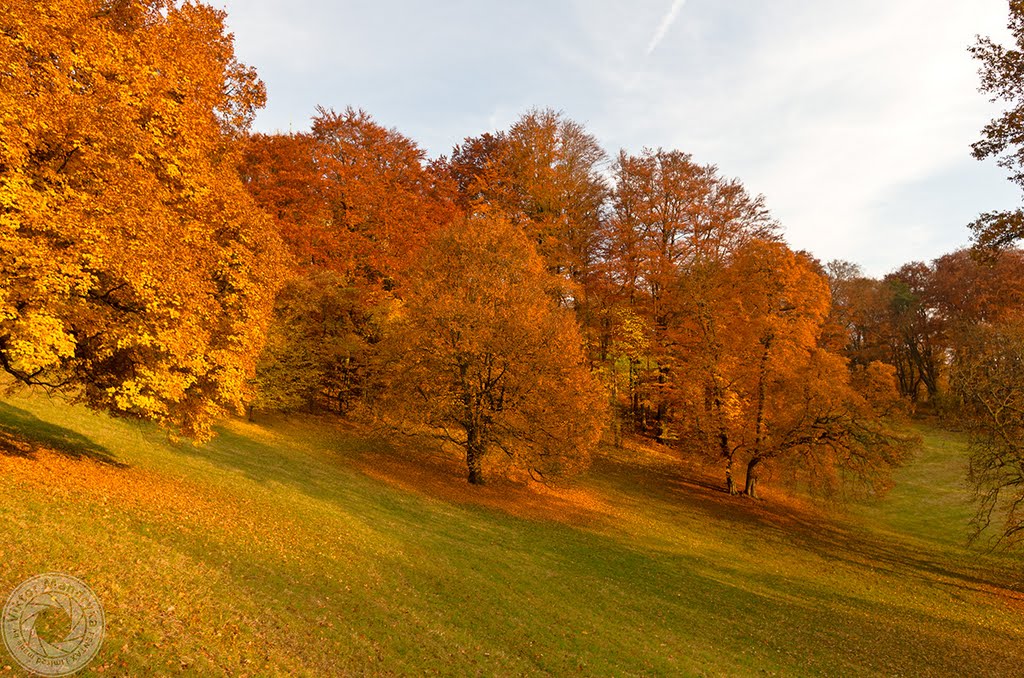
(951, 321, 1024, 545)
(374, 216, 607, 485)
(0, 0, 284, 438)
(930, 248, 1024, 326)
(969, 0, 1024, 248)
(824, 260, 864, 353)
(881, 264, 945, 402)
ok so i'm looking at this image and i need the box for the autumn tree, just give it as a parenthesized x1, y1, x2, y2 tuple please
(448, 109, 609, 287)
(239, 109, 457, 416)
(239, 132, 329, 268)
(942, 2, 1024, 544)
(823, 260, 891, 363)
(880, 263, 945, 402)
(930, 248, 1024, 326)
(247, 272, 387, 417)
(951, 321, 1024, 544)
(308, 107, 457, 286)
(0, 0, 283, 438)
(601, 148, 780, 442)
(969, 0, 1024, 247)
(759, 353, 916, 499)
(826, 259, 956, 405)
(242, 109, 456, 283)
(670, 241, 914, 497)
(374, 216, 607, 485)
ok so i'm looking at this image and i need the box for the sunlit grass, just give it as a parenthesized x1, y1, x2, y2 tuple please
(0, 392, 1021, 676)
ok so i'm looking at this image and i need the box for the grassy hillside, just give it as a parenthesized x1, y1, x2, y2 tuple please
(0, 391, 1021, 676)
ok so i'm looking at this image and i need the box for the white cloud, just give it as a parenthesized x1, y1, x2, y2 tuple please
(559, 0, 1021, 273)
(646, 0, 687, 55)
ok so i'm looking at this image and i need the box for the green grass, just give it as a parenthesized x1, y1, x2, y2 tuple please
(0, 392, 1021, 676)
(852, 423, 977, 545)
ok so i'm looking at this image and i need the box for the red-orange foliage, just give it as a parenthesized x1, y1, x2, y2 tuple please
(241, 108, 458, 284)
(374, 216, 607, 484)
(448, 109, 609, 286)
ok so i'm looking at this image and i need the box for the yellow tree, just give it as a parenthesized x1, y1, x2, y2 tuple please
(0, 0, 283, 438)
(375, 216, 607, 484)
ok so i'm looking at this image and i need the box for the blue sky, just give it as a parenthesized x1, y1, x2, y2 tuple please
(217, 0, 1022, 276)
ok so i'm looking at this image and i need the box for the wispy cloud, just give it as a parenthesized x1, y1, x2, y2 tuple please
(646, 0, 687, 55)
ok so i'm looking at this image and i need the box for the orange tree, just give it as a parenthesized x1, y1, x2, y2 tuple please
(238, 109, 457, 416)
(0, 0, 283, 438)
(448, 109, 609, 287)
(671, 241, 915, 496)
(373, 216, 606, 485)
(601, 148, 779, 443)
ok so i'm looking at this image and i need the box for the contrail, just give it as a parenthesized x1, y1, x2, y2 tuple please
(646, 0, 687, 55)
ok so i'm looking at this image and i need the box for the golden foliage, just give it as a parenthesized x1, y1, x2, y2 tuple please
(0, 0, 284, 438)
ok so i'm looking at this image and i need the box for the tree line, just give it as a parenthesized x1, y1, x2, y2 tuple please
(3, 0, 1024, 544)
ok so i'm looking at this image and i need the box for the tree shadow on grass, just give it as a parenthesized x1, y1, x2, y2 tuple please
(592, 451, 1024, 598)
(164, 420, 374, 507)
(0, 402, 126, 467)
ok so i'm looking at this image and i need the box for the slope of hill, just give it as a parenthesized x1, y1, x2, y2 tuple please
(0, 391, 1020, 676)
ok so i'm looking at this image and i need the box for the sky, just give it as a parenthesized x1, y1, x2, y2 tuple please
(216, 0, 1023, 276)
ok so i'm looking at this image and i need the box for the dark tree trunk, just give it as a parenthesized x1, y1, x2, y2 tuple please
(739, 336, 773, 499)
(466, 426, 484, 485)
(744, 456, 762, 498)
(467, 453, 484, 484)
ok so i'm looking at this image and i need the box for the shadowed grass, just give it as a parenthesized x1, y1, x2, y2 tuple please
(0, 392, 1021, 676)
(0, 402, 124, 466)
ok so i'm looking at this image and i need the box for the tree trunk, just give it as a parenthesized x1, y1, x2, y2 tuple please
(744, 456, 762, 498)
(466, 426, 484, 485)
(655, 366, 669, 444)
(725, 450, 736, 495)
(718, 430, 736, 495)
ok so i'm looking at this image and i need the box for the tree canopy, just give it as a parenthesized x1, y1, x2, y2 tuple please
(0, 0, 284, 437)
(970, 0, 1024, 248)
(374, 216, 607, 484)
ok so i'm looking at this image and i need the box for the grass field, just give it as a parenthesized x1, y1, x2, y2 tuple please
(0, 391, 1021, 676)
